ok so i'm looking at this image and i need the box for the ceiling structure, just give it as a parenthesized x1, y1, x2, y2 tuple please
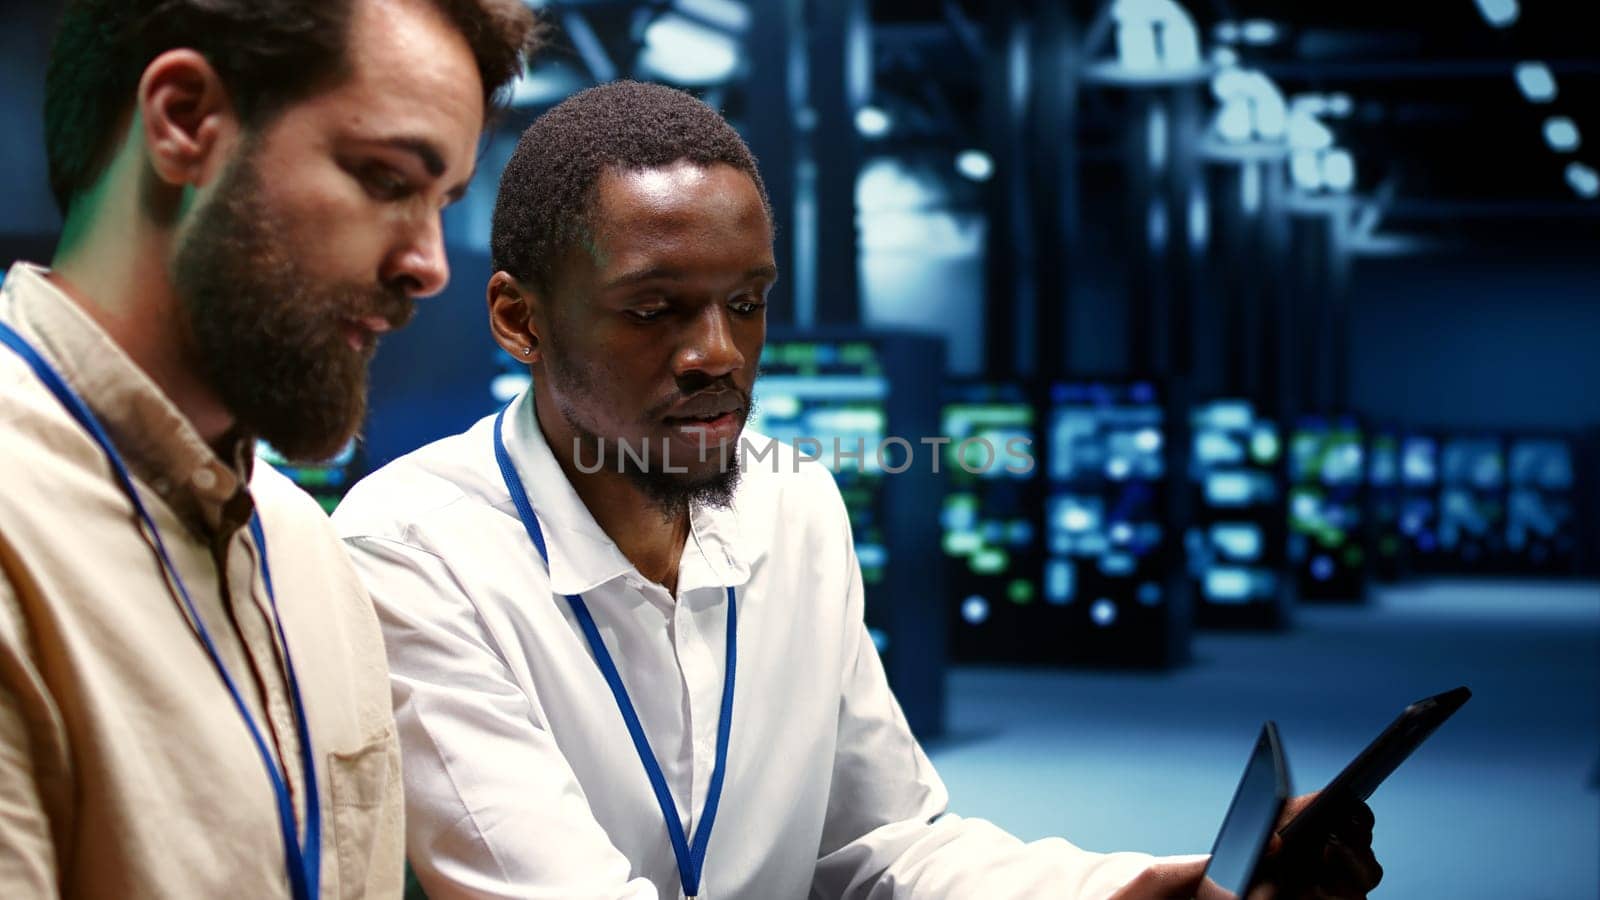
(514, 1, 1596, 247)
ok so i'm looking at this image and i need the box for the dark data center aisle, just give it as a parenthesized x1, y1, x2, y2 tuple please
(928, 579, 1600, 900)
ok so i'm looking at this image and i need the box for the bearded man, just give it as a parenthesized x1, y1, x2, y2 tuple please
(333, 82, 1382, 900)
(0, 0, 538, 896)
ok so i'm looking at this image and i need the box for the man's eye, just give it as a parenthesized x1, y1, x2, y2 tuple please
(731, 297, 766, 315)
(627, 307, 668, 322)
(361, 165, 412, 200)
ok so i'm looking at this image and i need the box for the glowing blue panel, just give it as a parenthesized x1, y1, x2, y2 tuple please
(1197, 401, 1254, 431)
(854, 106, 890, 138)
(1288, 112, 1334, 151)
(1474, 0, 1519, 28)
(638, 13, 740, 85)
(955, 149, 994, 182)
(1322, 149, 1356, 192)
(1196, 431, 1244, 466)
(856, 543, 888, 570)
(1240, 20, 1279, 46)
(1515, 61, 1558, 103)
(1205, 568, 1254, 602)
(1544, 117, 1581, 152)
(1090, 598, 1118, 627)
(1510, 440, 1574, 489)
(961, 595, 990, 626)
(1568, 163, 1600, 198)
(1310, 555, 1335, 581)
(1046, 560, 1075, 605)
(1402, 437, 1438, 486)
(1211, 523, 1264, 560)
(1291, 150, 1323, 190)
(1100, 554, 1135, 576)
(1206, 472, 1255, 506)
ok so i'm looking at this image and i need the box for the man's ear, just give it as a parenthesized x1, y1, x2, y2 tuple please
(488, 271, 545, 364)
(137, 49, 238, 194)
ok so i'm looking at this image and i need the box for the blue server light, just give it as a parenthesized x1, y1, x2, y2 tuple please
(1367, 431, 1406, 581)
(942, 382, 1045, 662)
(1189, 400, 1288, 625)
(1042, 379, 1184, 665)
(1288, 416, 1368, 602)
(1437, 437, 1507, 569)
(1505, 438, 1578, 572)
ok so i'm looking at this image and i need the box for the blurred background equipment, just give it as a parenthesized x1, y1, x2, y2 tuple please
(750, 331, 947, 739)
(1043, 378, 1191, 666)
(3, 1, 1596, 896)
(942, 380, 1044, 663)
(1188, 398, 1288, 626)
(1287, 414, 1368, 602)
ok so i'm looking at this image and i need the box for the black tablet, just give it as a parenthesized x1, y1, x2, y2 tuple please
(1198, 721, 1291, 900)
(1276, 685, 1472, 852)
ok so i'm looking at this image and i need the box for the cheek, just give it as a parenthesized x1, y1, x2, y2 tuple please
(737, 328, 765, 380)
(256, 160, 393, 281)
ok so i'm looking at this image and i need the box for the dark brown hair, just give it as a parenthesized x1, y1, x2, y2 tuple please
(44, 0, 542, 213)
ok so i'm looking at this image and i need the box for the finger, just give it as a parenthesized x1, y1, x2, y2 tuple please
(1324, 837, 1383, 892)
(1334, 803, 1376, 846)
(1348, 802, 1375, 832)
(1285, 793, 1318, 815)
(1279, 793, 1318, 824)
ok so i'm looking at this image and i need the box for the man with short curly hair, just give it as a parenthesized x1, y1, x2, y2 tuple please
(337, 81, 1381, 899)
(0, 0, 539, 896)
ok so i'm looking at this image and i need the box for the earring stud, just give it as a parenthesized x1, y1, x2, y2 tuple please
(522, 346, 532, 356)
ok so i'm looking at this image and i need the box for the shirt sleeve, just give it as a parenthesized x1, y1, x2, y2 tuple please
(809, 524, 1175, 900)
(340, 533, 657, 900)
(0, 536, 63, 895)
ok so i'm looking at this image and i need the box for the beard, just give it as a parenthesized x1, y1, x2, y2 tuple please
(543, 338, 746, 518)
(171, 145, 413, 462)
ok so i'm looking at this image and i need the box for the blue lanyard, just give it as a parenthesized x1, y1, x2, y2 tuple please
(492, 403, 736, 900)
(0, 321, 321, 900)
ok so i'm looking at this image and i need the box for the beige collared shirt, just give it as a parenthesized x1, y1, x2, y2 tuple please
(0, 263, 403, 898)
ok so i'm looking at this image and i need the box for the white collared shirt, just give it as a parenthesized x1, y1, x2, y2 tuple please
(333, 389, 1168, 899)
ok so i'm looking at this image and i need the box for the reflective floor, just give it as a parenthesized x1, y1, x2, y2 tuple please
(928, 579, 1600, 899)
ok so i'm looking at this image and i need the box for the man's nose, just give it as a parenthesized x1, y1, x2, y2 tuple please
(382, 213, 450, 300)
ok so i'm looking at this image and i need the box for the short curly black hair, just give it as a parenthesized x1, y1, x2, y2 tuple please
(490, 80, 770, 293)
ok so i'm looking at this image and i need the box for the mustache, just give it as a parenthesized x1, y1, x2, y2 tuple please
(368, 286, 415, 331)
(329, 283, 415, 334)
(644, 382, 751, 422)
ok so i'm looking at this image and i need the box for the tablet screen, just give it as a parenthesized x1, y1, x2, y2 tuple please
(1199, 722, 1290, 900)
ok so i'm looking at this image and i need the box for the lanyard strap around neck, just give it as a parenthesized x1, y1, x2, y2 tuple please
(0, 320, 321, 900)
(493, 402, 736, 899)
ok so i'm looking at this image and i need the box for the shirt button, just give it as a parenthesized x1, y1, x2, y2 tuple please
(192, 468, 218, 491)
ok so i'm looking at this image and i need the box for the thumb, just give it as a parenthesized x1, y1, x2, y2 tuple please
(1109, 857, 1209, 900)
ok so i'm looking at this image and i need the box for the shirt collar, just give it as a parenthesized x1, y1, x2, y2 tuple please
(500, 388, 753, 597)
(2, 262, 254, 536)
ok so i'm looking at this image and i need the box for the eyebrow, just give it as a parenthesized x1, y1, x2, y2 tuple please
(381, 136, 446, 177)
(374, 136, 474, 202)
(601, 264, 779, 292)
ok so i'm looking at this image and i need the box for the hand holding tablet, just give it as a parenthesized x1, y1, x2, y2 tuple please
(1195, 686, 1471, 899)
